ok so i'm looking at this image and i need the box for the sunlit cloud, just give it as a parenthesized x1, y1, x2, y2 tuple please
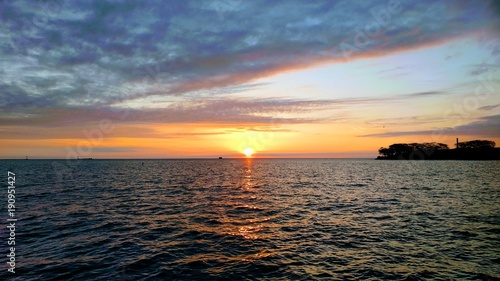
(1, 0, 498, 111)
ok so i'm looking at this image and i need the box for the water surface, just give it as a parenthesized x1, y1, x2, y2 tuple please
(0, 159, 498, 280)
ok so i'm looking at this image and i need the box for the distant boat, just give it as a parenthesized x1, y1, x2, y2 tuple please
(77, 156, 92, 160)
(25, 156, 29, 160)
(219, 157, 223, 159)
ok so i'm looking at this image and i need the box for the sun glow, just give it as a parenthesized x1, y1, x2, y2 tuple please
(243, 147, 254, 157)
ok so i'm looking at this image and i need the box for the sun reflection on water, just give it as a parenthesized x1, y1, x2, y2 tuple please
(209, 158, 270, 240)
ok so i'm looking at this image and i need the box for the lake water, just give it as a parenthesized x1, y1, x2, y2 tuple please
(0, 159, 499, 280)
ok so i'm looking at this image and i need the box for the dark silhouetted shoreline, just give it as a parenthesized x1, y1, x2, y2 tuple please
(376, 147, 500, 160)
(376, 140, 499, 160)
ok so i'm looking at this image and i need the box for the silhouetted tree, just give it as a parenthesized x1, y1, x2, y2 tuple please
(377, 140, 498, 160)
(378, 142, 449, 159)
(378, 147, 391, 157)
(457, 140, 495, 149)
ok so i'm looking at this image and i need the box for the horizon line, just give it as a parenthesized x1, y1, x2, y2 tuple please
(0, 157, 376, 160)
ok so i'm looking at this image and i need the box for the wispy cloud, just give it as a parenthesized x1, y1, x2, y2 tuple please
(358, 114, 500, 138)
(402, 91, 446, 98)
(0, 90, 453, 129)
(364, 115, 446, 127)
(0, 96, 370, 128)
(478, 104, 500, 111)
(468, 63, 500, 76)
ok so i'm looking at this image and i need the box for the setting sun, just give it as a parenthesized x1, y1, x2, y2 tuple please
(243, 147, 254, 157)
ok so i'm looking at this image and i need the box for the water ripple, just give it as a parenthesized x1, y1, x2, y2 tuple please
(0, 159, 498, 280)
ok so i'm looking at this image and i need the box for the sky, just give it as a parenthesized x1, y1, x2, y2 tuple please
(0, 0, 499, 158)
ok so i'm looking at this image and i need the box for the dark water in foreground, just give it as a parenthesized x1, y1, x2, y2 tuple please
(0, 159, 499, 280)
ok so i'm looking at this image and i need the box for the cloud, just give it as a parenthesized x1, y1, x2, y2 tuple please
(0, 0, 497, 114)
(0, 87, 459, 133)
(402, 91, 446, 98)
(0, 123, 229, 140)
(364, 115, 445, 127)
(0, 96, 372, 129)
(468, 63, 500, 76)
(478, 104, 500, 111)
(358, 114, 500, 138)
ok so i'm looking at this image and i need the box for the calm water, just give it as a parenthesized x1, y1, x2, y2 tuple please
(0, 159, 499, 280)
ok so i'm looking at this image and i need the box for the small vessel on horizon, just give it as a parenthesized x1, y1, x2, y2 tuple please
(77, 156, 93, 160)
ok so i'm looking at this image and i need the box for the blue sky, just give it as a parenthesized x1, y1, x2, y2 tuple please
(0, 0, 499, 158)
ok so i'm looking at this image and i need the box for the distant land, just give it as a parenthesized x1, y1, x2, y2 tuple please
(376, 140, 500, 160)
